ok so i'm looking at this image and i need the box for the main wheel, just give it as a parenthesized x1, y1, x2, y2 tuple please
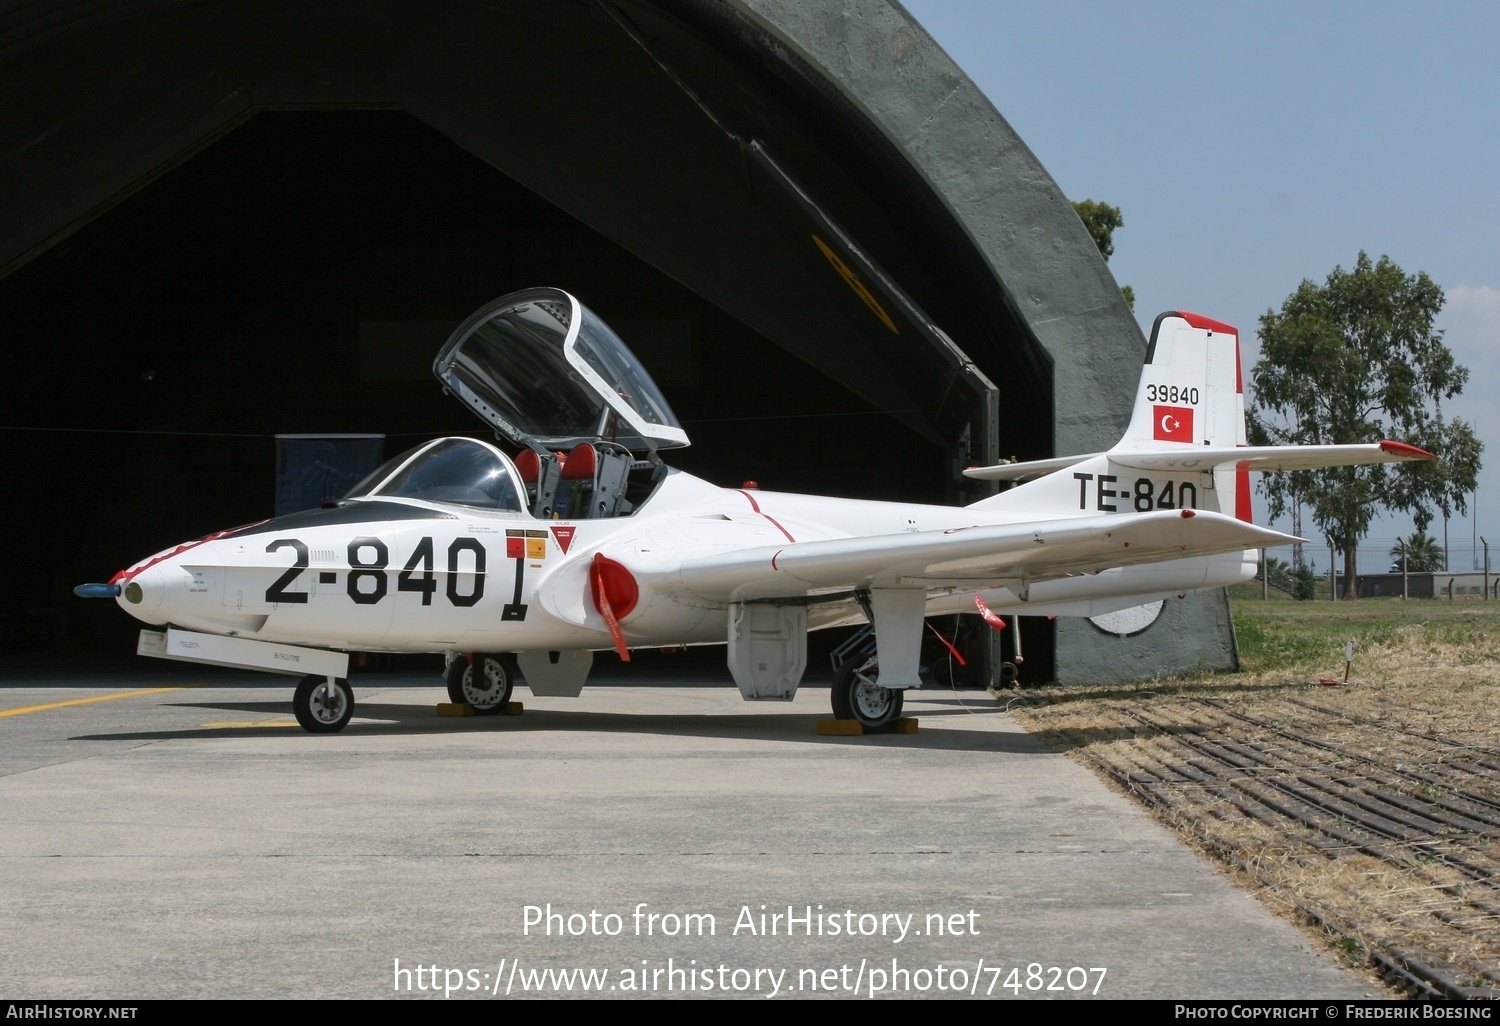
(293, 674, 354, 733)
(445, 654, 514, 715)
(831, 658, 903, 733)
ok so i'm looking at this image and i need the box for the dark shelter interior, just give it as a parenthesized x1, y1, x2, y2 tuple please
(1, 1, 1054, 673)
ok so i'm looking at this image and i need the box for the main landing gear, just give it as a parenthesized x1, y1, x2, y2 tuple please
(831, 656, 903, 733)
(293, 674, 354, 733)
(446, 653, 515, 714)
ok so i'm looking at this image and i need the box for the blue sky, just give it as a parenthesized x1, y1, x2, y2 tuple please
(901, 1, 1500, 570)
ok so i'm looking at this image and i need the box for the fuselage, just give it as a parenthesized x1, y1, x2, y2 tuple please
(111, 461, 1257, 657)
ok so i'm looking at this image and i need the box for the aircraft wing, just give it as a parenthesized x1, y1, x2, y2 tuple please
(657, 508, 1297, 603)
(964, 440, 1434, 480)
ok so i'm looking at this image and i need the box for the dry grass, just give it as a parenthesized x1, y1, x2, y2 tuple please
(1007, 597, 1500, 997)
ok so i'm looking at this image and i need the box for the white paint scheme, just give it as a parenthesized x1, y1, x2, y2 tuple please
(516, 649, 593, 698)
(727, 603, 807, 700)
(93, 300, 1435, 733)
(138, 627, 350, 679)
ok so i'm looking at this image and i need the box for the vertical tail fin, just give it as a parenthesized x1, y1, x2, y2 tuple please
(1114, 311, 1246, 455)
(1112, 311, 1250, 522)
(966, 311, 1432, 521)
(969, 311, 1251, 521)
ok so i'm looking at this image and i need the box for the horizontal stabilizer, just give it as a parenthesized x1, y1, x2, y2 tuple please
(1111, 440, 1434, 473)
(965, 439, 1434, 480)
(963, 453, 1103, 482)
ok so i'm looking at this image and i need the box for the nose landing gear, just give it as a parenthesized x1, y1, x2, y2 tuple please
(293, 674, 354, 733)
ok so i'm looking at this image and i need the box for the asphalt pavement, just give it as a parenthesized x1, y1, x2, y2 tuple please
(0, 666, 1378, 999)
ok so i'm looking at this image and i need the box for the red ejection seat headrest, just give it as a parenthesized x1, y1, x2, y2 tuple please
(561, 442, 597, 481)
(514, 449, 541, 484)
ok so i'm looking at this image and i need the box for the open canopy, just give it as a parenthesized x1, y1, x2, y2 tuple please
(433, 287, 689, 453)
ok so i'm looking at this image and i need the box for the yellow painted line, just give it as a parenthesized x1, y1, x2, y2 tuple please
(0, 683, 206, 719)
(201, 721, 299, 729)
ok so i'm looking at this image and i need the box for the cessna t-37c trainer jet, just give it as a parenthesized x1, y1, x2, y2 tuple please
(76, 288, 1433, 733)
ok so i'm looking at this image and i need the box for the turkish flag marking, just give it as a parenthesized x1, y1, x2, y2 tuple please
(1153, 404, 1194, 442)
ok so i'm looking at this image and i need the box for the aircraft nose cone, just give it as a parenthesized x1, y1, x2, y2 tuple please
(116, 565, 166, 624)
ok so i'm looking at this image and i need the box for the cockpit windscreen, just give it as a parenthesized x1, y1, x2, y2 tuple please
(346, 438, 523, 511)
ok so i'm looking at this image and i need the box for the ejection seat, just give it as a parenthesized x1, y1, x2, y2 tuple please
(514, 448, 564, 519)
(559, 442, 634, 518)
(432, 287, 689, 520)
(515, 443, 634, 519)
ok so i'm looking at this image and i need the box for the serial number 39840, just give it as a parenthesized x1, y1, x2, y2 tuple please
(1145, 384, 1199, 404)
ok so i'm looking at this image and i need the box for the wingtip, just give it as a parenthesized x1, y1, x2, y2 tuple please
(1378, 440, 1436, 460)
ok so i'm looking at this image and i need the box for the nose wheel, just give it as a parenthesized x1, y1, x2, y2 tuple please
(831, 658, 903, 733)
(293, 675, 354, 733)
(445, 654, 515, 714)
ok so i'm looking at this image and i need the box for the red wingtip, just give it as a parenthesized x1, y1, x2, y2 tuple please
(1180, 509, 1196, 518)
(1379, 440, 1436, 460)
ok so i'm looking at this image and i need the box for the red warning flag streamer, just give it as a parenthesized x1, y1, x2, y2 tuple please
(974, 593, 1007, 631)
(925, 622, 966, 666)
(591, 553, 631, 662)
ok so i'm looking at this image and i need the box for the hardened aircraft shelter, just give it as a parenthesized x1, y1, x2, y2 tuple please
(0, 0, 1236, 682)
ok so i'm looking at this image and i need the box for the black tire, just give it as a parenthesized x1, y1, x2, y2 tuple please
(831, 661, 857, 721)
(831, 658, 903, 733)
(293, 674, 354, 734)
(445, 654, 514, 715)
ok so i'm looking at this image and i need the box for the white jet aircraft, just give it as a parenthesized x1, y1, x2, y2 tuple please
(76, 288, 1433, 733)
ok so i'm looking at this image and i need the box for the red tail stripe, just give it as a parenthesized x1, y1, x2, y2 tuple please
(1235, 468, 1252, 523)
(1177, 310, 1238, 336)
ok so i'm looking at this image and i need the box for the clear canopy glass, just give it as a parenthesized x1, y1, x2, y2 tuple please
(345, 438, 523, 511)
(433, 288, 689, 452)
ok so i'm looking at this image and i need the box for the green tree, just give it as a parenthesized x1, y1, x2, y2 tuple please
(1072, 199, 1134, 310)
(1250, 252, 1482, 598)
(1389, 530, 1444, 573)
(1072, 199, 1123, 261)
(1292, 565, 1317, 601)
